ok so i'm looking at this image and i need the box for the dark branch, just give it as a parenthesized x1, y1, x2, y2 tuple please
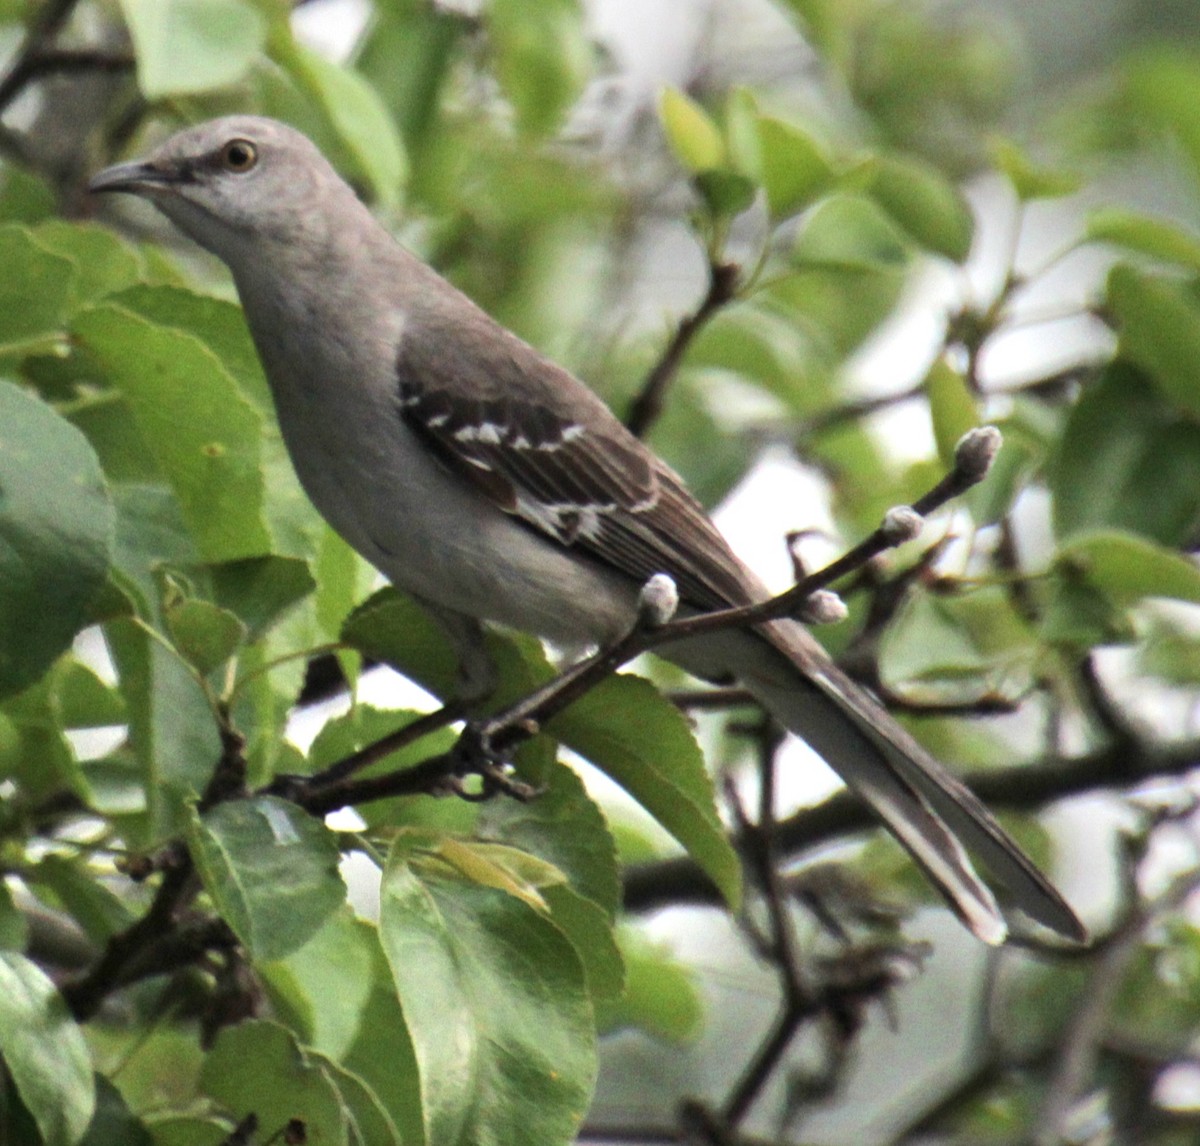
(61, 853, 197, 1021)
(0, 0, 88, 114)
(625, 260, 739, 438)
(622, 736, 1200, 913)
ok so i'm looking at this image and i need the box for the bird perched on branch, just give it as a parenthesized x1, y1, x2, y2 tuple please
(90, 116, 1084, 946)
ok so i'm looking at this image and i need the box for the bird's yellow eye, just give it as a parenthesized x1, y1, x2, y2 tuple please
(220, 139, 258, 173)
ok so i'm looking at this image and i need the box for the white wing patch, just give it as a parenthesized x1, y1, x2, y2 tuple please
(453, 421, 505, 444)
(452, 421, 586, 450)
(516, 496, 606, 543)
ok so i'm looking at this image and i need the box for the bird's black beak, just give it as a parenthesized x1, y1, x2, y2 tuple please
(87, 160, 182, 196)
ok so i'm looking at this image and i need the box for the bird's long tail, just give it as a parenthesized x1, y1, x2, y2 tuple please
(696, 620, 1085, 945)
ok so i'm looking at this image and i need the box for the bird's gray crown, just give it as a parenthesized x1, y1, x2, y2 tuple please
(89, 116, 363, 264)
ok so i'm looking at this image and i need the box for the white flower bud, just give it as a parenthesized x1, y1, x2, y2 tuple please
(881, 505, 923, 544)
(638, 573, 679, 626)
(799, 589, 848, 625)
(954, 425, 1002, 483)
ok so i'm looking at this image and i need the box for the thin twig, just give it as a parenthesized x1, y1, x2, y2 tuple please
(290, 702, 465, 789)
(721, 736, 816, 1126)
(793, 382, 926, 440)
(0, 0, 85, 113)
(621, 736, 1200, 913)
(1034, 868, 1200, 1143)
(18, 47, 134, 80)
(625, 260, 740, 438)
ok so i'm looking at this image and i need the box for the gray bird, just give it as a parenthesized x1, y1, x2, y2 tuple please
(89, 116, 1085, 945)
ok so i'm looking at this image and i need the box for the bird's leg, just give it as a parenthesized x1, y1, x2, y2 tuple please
(421, 603, 500, 706)
(436, 718, 540, 802)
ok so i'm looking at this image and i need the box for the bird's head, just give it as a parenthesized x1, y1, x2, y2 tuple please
(89, 116, 359, 266)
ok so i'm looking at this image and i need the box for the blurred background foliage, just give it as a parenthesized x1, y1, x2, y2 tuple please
(2, 0, 1200, 1143)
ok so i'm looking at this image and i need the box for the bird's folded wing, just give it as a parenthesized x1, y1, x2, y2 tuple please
(394, 309, 753, 614)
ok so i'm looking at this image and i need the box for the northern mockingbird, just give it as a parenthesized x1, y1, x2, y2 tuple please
(89, 116, 1084, 945)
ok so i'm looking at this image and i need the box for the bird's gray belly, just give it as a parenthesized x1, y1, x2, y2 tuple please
(270, 376, 635, 646)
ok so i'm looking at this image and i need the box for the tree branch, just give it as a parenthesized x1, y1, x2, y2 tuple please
(622, 736, 1200, 913)
(625, 260, 739, 438)
(1034, 866, 1200, 1143)
(60, 851, 196, 1021)
(0, 0, 87, 114)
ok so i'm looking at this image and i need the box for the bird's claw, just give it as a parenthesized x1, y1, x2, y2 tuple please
(435, 720, 541, 802)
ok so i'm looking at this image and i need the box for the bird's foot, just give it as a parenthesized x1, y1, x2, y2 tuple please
(437, 718, 541, 802)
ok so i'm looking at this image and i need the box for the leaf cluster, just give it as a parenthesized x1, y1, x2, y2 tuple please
(0, 1, 1199, 1144)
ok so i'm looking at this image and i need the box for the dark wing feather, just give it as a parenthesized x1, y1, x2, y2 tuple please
(395, 300, 752, 613)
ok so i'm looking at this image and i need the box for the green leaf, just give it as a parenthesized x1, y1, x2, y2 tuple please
(1049, 363, 1200, 546)
(74, 301, 273, 562)
(693, 170, 757, 218)
(201, 1020, 348, 1146)
(29, 221, 144, 307)
(27, 855, 133, 944)
(340, 933, 425, 1146)
(550, 674, 741, 908)
(542, 884, 624, 1000)
(659, 87, 725, 173)
(265, 908, 377, 1062)
(117, 0, 267, 98)
(596, 926, 702, 1042)
(140, 1113, 234, 1145)
(1087, 208, 1200, 273)
(165, 598, 247, 676)
(863, 154, 974, 261)
(341, 588, 462, 697)
(209, 555, 316, 640)
(490, 0, 592, 137)
(344, 594, 737, 906)
(1055, 529, 1200, 607)
(880, 588, 1037, 702)
(0, 688, 89, 806)
(271, 38, 407, 206)
(991, 138, 1081, 201)
(723, 86, 762, 174)
(52, 659, 126, 729)
(0, 881, 29, 952)
(186, 795, 346, 962)
(924, 357, 979, 466)
(1106, 263, 1200, 419)
(79, 1075, 153, 1146)
(311, 1052, 403, 1146)
(967, 410, 1044, 527)
(355, 0, 463, 148)
(1138, 625, 1200, 686)
(107, 617, 221, 843)
(477, 760, 621, 918)
(97, 284, 322, 561)
(0, 224, 74, 357)
(0, 167, 55, 225)
(306, 705, 469, 833)
(1040, 567, 1134, 650)
(0, 952, 95, 1146)
(754, 116, 834, 218)
(108, 484, 199, 618)
(793, 194, 911, 271)
(0, 381, 113, 699)
(380, 841, 595, 1146)
(432, 837, 564, 910)
(685, 307, 814, 414)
